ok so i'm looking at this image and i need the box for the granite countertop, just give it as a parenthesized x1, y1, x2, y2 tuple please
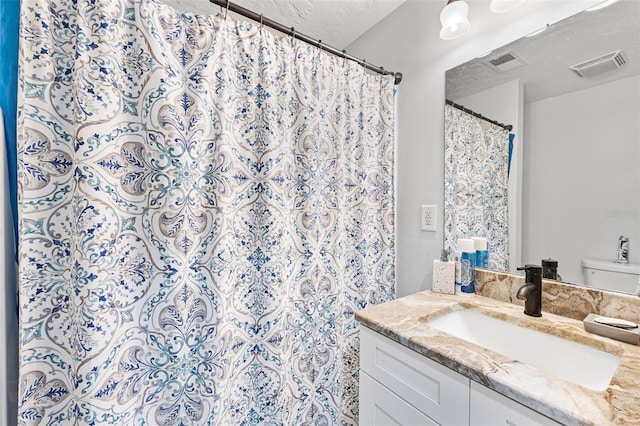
(355, 290, 640, 426)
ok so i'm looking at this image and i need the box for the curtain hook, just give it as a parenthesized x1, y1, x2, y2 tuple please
(361, 59, 368, 82)
(342, 49, 347, 66)
(290, 27, 296, 47)
(259, 14, 263, 30)
(224, 0, 230, 20)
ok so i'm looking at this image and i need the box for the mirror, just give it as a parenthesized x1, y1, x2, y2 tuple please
(445, 0, 640, 294)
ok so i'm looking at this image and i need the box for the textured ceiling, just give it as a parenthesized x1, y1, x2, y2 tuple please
(161, 0, 405, 49)
(447, 0, 640, 103)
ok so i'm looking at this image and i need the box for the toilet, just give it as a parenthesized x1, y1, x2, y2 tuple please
(582, 258, 640, 293)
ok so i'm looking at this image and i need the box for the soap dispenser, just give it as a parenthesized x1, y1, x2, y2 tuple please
(432, 249, 455, 294)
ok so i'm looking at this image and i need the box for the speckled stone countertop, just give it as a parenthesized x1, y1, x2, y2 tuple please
(355, 271, 640, 426)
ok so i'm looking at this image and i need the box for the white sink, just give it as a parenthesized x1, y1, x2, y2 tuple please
(428, 309, 621, 391)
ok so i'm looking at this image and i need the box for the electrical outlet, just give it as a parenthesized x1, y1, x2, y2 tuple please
(421, 205, 437, 232)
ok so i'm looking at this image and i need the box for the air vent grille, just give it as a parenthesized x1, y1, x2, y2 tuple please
(570, 50, 628, 78)
(482, 51, 527, 74)
(489, 53, 517, 67)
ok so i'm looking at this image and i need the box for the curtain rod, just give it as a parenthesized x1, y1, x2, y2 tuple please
(446, 99, 513, 132)
(209, 0, 403, 85)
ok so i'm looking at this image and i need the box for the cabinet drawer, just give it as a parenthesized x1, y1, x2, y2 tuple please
(470, 381, 561, 426)
(360, 326, 470, 425)
(360, 371, 438, 426)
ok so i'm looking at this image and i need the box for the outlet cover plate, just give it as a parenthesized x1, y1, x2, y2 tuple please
(421, 205, 437, 232)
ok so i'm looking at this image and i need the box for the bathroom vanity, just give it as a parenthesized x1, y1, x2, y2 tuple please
(356, 270, 640, 425)
(359, 326, 560, 425)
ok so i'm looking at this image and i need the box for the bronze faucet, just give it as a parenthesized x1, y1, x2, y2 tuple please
(516, 265, 543, 317)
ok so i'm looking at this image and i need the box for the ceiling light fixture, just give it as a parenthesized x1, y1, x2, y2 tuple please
(439, 0, 471, 40)
(490, 0, 525, 13)
(586, 0, 619, 12)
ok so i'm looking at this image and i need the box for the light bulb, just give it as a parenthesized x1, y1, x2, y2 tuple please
(439, 0, 471, 40)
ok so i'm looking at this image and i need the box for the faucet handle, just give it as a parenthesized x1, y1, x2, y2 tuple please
(517, 264, 543, 283)
(517, 264, 542, 271)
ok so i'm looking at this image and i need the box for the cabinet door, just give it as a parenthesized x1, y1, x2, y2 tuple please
(469, 381, 561, 426)
(360, 326, 470, 425)
(360, 371, 438, 426)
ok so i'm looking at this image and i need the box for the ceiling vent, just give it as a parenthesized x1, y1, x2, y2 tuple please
(482, 51, 527, 74)
(570, 50, 627, 78)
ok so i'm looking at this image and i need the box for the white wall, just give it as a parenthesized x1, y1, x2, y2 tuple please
(455, 79, 523, 273)
(523, 75, 640, 283)
(347, 0, 602, 298)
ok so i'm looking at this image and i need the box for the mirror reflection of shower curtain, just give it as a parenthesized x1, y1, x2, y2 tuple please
(444, 104, 510, 271)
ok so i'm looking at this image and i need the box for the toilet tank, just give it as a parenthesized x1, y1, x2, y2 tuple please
(582, 258, 640, 293)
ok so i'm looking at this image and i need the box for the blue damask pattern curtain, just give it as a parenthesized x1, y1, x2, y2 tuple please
(16, 0, 396, 424)
(444, 104, 509, 271)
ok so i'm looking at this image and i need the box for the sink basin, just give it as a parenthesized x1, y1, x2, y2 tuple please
(428, 308, 621, 391)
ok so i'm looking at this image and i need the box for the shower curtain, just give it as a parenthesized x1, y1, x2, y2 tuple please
(444, 104, 509, 271)
(16, 0, 396, 424)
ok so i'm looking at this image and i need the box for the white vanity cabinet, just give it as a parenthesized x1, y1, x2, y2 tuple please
(359, 326, 561, 426)
(469, 381, 561, 426)
(359, 371, 438, 426)
(359, 325, 469, 425)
